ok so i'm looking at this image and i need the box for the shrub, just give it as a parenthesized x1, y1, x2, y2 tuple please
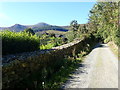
(65, 31, 75, 42)
(40, 43, 55, 49)
(24, 28, 35, 35)
(115, 30, 120, 47)
(39, 35, 63, 50)
(104, 37, 111, 43)
(1, 30, 40, 55)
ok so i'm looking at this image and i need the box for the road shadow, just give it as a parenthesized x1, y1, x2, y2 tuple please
(93, 43, 108, 49)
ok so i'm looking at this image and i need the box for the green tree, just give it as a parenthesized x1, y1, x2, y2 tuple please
(78, 25, 88, 34)
(70, 20, 79, 39)
(24, 28, 35, 35)
(70, 20, 79, 32)
(65, 31, 75, 42)
(88, 2, 118, 44)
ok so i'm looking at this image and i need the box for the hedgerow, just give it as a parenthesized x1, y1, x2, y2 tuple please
(1, 30, 40, 55)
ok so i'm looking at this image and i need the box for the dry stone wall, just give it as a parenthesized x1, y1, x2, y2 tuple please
(2, 36, 97, 89)
(2, 39, 83, 64)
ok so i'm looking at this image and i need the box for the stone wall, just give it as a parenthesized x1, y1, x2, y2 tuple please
(2, 38, 83, 64)
(2, 36, 97, 89)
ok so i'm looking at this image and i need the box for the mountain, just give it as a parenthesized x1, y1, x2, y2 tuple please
(34, 22, 50, 27)
(0, 27, 5, 30)
(9, 24, 28, 32)
(0, 24, 28, 32)
(0, 22, 69, 32)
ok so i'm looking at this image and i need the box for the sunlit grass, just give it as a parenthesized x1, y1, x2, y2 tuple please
(108, 41, 119, 59)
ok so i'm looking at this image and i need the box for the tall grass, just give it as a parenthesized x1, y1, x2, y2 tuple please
(1, 30, 40, 55)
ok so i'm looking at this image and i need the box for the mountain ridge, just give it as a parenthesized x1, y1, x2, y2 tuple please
(0, 22, 69, 32)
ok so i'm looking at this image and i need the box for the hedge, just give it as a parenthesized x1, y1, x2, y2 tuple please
(1, 30, 40, 55)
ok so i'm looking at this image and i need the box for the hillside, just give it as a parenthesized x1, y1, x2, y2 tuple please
(0, 22, 69, 32)
(36, 30, 67, 36)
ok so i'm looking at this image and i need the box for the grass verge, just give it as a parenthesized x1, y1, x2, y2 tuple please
(108, 41, 119, 59)
(41, 51, 87, 89)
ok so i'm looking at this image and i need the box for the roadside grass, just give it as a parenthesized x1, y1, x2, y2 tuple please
(43, 42, 105, 89)
(108, 42, 119, 59)
(41, 51, 87, 89)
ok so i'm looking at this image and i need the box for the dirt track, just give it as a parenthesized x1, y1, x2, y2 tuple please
(62, 44, 118, 88)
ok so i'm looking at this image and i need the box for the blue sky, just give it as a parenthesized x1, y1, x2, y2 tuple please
(0, 2, 96, 27)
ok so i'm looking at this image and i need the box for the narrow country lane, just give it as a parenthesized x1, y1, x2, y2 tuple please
(62, 44, 118, 88)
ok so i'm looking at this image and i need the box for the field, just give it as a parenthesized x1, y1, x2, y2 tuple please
(46, 30, 67, 35)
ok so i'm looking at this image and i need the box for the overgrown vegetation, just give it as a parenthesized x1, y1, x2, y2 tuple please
(88, 2, 119, 46)
(2, 30, 40, 55)
(66, 20, 82, 42)
(43, 43, 94, 88)
(39, 34, 67, 49)
(43, 54, 83, 88)
(108, 42, 119, 58)
(24, 28, 35, 35)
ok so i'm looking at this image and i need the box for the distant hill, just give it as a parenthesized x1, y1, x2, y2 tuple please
(0, 24, 28, 32)
(10, 24, 28, 32)
(0, 22, 69, 32)
(60, 26, 70, 30)
(36, 30, 67, 36)
(33, 22, 50, 27)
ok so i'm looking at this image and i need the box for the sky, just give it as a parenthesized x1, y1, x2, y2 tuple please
(0, 2, 96, 27)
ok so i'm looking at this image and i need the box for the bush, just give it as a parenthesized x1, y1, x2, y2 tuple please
(24, 28, 35, 35)
(115, 30, 120, 47)
(39, 35, 63, 50)
(104, 37, 111, 43)
(65, 31, 75, 42)
(40, 43, 55, 49)
(1, 30, 40, 55)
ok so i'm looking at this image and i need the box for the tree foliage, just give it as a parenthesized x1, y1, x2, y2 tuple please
(78, 24, 88, 34)
(70, 20, 79, 32)
(24, 28, 35, 35)
(66, 20, 79, 42)
(88, 2, 119, 45)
